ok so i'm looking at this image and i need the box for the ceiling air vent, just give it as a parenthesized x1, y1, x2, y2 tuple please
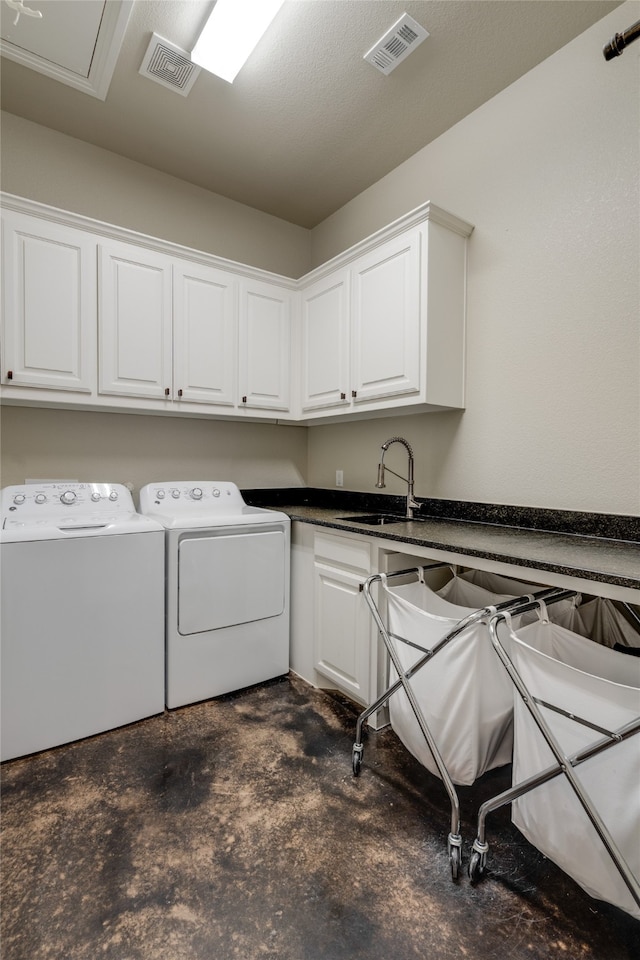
(364, 13, 429, 75)
(139, 33, 200, 96)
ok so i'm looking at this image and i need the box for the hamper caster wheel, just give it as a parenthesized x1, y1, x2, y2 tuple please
(468, 849, 486, 883)
(449, 846, 460, 881)
(449, 844, 461, 881)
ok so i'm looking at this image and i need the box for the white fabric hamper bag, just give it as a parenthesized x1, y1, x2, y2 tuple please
(440, 571, 580, 630)
(384, 579, 515, 786)
(508, 617, 640, 919)
(574, 596, 640, 649)
(437, 575, 512, 610)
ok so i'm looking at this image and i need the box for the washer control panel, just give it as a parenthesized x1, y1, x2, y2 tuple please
(1, 483, 135, 522)
(140, 481, 246, 515)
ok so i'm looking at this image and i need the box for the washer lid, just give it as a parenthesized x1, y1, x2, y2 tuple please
(139, 481, 289, 529)
(1, 513, 163, 543)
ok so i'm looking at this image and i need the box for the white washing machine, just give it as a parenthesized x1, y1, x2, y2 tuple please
(139, 481, 290, 709)
(0, 482, 165, 761)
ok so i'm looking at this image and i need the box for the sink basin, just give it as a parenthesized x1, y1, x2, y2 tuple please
(337, 514, 410, 526)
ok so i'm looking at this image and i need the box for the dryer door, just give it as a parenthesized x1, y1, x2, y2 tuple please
(178, 527, 285, 636)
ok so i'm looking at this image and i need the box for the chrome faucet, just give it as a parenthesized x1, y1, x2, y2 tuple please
(375, 436, 420, 519)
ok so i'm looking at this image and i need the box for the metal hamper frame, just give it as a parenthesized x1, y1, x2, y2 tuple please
(467, 593, 640, 916)
(352, 563, 568, 881)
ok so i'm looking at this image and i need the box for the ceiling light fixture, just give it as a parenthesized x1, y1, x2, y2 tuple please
(191, 0, 285, 84)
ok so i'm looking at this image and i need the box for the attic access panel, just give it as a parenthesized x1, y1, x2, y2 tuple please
(0, 0, 133, 99)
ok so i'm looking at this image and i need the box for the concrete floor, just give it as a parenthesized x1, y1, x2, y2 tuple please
(1, 674, 638, 960)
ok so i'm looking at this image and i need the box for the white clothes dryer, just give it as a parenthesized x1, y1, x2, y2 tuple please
(139, 482, 290, 709)
(0, 483, 165, 761)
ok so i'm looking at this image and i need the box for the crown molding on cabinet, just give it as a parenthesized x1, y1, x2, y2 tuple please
(300, 202, 474, 288)
(0, 193, 473, 289)
(0, 193, 298, 290)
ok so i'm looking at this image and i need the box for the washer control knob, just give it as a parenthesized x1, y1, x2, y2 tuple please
(156, 489, 166, 499)
(60, 490, 76, 505)
(13, 494, 26, 504)
(171, 488, 180, 499)
(212, 488, 220, 498)
(91, 492, 102, 502)
(109, 491, 118, 501)
(191, 487, 203, 500)
(35, 494, 47, 504)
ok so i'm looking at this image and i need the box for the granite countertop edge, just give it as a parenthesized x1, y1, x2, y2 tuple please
(242, 489, 640, 592)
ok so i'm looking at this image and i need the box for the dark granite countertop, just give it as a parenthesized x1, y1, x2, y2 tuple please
(243, 489, 640, 593)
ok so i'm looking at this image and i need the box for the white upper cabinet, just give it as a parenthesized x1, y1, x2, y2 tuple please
(1, 211, 96, 393)
(351, 229, 421, 404)
(99, 243, 289, 413)
(173, 261, 237, 407)
(1, 196, 473, 424)
(298, 205, 473, 423)
(300, 269, 350, 412)
(239, 279, 291, 412)
(300, 231, 421, 416)
(99, 240, 173, 399)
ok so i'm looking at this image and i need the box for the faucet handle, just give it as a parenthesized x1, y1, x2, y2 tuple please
(405, 497, 420, 519)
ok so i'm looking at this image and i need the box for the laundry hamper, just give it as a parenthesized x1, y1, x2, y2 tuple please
(384, 577, 515, 787)
(484, 610, 640, 918)
(439, 569, 580, 630)
(353, 566, 570, 881)
(574, 595, 640, 650)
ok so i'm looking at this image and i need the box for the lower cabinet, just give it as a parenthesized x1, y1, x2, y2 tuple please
(289, 523, 428, 719)
(313, 531, 374, 706)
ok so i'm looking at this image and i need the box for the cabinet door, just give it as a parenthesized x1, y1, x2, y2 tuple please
(300, 270, 350, 412)
(351, 229, 421, 403)
(313, 533, 373, 705)
(173, 262, 237, 406)
(1, 212, 96, 392)
(99, 241, 172, 399)
(314, 562, 373, 704)
(239, 279, 291, 412)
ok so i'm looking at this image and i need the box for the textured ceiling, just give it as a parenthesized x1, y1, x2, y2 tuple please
(0, 0, 625, 227)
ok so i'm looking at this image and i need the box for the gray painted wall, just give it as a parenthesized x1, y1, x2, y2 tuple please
(1, 3, 638, 514)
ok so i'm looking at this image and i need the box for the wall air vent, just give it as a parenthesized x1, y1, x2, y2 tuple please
(364, 13, 429, 75)
(139, 33, 200, 96)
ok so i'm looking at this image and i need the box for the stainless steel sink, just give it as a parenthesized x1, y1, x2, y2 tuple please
(337, 514, 409, 526)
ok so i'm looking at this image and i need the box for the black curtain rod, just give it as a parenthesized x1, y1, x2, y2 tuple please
(603, 18, 640, 60)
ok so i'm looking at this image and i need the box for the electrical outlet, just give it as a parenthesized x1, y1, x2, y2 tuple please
(335, 470, 344, 487)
